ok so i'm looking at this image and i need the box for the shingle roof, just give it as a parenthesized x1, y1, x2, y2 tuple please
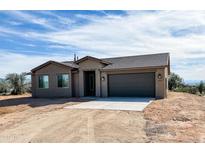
(101, 53, 170, 70)
(61, 61, 79, 68)
(31, 53, 170, 73)
(31, 60, 78, 72)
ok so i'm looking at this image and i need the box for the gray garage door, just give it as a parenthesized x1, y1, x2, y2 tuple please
(108, 72, 155, 97)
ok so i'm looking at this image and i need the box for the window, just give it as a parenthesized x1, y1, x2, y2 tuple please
(39, 75, 49, 88)
(58, 74, 69, 88)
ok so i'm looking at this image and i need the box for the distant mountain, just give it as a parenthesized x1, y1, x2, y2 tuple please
(184, 80, 205, 85)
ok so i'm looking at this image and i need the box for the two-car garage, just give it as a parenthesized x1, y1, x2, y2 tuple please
(108, 72, 155, 97)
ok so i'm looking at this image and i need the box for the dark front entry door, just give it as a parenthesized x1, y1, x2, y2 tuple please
(84, 71, 96, 96)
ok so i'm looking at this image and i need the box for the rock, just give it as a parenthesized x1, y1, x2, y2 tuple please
(173, 116, 191, 122)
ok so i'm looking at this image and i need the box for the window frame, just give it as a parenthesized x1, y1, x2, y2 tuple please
(57, 73, 69, 88)
(38, 74, 49, 89)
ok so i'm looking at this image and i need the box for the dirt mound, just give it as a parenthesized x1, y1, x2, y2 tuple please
(144, 92, 205, 142)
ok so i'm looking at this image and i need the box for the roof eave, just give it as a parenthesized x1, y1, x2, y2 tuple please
(168, 54, 171, 75)
(31, 60, 76, 73)
(101, 65, 169, 71)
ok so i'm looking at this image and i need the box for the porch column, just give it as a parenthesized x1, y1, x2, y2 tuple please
(79, 70, 84, 97)
(101, 72, 108, 97)
(95, 69, 101, 97)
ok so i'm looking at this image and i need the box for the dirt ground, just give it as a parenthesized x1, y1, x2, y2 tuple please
(144, 92, 205, 142)
(0, 92, 204, 143)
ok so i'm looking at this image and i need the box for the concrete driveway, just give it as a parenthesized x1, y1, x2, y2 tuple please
(65, 97, 154, 111)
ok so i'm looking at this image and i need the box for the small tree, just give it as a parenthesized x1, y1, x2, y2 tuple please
(168, 73, 183, 90)
(198, 81, 204, 94)
(0, 79, 9, 94)
(6, 73, 27, 95)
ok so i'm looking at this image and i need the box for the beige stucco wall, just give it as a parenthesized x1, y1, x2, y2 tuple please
(164, 66, 169, 97)
(155, 68, 165, 98)
(101, 71, 108, 97)
(78, 60, 105, 97)
(101, 67, 168, 99)
(32, 63, 72, 98)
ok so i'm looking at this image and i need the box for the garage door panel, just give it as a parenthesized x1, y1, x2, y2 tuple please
(108, 73, 155, 97)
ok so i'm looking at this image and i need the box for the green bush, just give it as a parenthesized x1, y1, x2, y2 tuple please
(5, 73, 27, 95)
(0, 79, 9, 95)
(178, 82, 205, 96)
(188, 86, 198, 94)
(168, 72, 205, 96)
(198, 81, 205, 94)
(168, 73, 183, 90)
(174, 85, 198, 95)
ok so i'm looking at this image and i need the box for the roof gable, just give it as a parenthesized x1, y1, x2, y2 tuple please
(75, 56, 111, 65)
(31, 60, 77, 72)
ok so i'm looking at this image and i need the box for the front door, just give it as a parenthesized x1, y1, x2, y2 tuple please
(84, 71, 96, 96)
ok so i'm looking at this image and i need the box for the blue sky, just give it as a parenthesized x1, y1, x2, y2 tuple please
(0, 10, 205, 80)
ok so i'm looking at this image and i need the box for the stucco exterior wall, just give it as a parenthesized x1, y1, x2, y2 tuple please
(78, 60, 105, 97)
(155, 68, 165, 98)
(164, 67, 169, 97)
(31, 73, 36, 97)
(101, 71, 108, 97)
(32, 63, 72, 98)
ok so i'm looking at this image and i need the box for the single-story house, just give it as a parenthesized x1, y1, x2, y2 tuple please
(31, 53, 170, 99)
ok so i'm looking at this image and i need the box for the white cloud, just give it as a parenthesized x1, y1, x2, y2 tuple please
(174, 63, 205, 81)
(1, 11, 205, 80)
(4, 11, 58, 30)
(0, 51, 74, 78)
(27, 11, 205, 58)
(39, 11, 75, 26)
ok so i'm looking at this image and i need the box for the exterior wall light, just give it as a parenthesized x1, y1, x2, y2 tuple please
(101, 76, 105, 81)
(157, 73, 163, 79)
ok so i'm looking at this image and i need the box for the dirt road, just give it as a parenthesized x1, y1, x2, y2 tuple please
(0, 95, 147, 142)
(0, 92, 204, 142)
(0, 107, 146, 143)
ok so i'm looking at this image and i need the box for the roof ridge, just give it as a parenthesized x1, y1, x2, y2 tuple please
(61, 53, 170, 62)
(75, 55, 111, 64)
(101, 52, 169, 60)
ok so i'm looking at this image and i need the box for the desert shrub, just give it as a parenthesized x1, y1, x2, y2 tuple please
(188, 86, 198, 94)
(174, 87, 188, 93)
(174, 85, 198, 94)
(0, 79, 9, 95)
(168, 72, 203, 95)
(198, 81, 205, 94)
(168, 73, 183, 90)
(5, 73, 27, 95)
